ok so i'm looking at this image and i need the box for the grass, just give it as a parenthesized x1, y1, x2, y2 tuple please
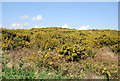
(1, 47, 118, 79)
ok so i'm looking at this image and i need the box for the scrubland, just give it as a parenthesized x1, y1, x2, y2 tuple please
(0, 27, 119, 79)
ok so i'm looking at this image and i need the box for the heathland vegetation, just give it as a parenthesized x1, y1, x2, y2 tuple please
(1, 27, 119, 79)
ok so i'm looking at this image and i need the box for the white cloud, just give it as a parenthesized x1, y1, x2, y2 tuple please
(11, 23, 29, 29)
(78, 26, 91, 30)
(62, 24, 68, 28)
(40, 26, 47, 28)
(31, 15, 43, 21)
(24, 23, 29, 26)
(0, 24, 2, 28)
(20, 16, 28, 20)
(34, 25, 39, 28)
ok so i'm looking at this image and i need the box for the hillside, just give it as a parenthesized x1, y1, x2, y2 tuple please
(1, 27, 119, 79)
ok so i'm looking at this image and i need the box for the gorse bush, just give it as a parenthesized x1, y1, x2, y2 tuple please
(1, 27, 120, 59)
(1, 27, 119, 79)
(57, 44, 95, 61)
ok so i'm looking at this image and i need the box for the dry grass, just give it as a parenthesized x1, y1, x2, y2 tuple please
(2, 47, 119, 79)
